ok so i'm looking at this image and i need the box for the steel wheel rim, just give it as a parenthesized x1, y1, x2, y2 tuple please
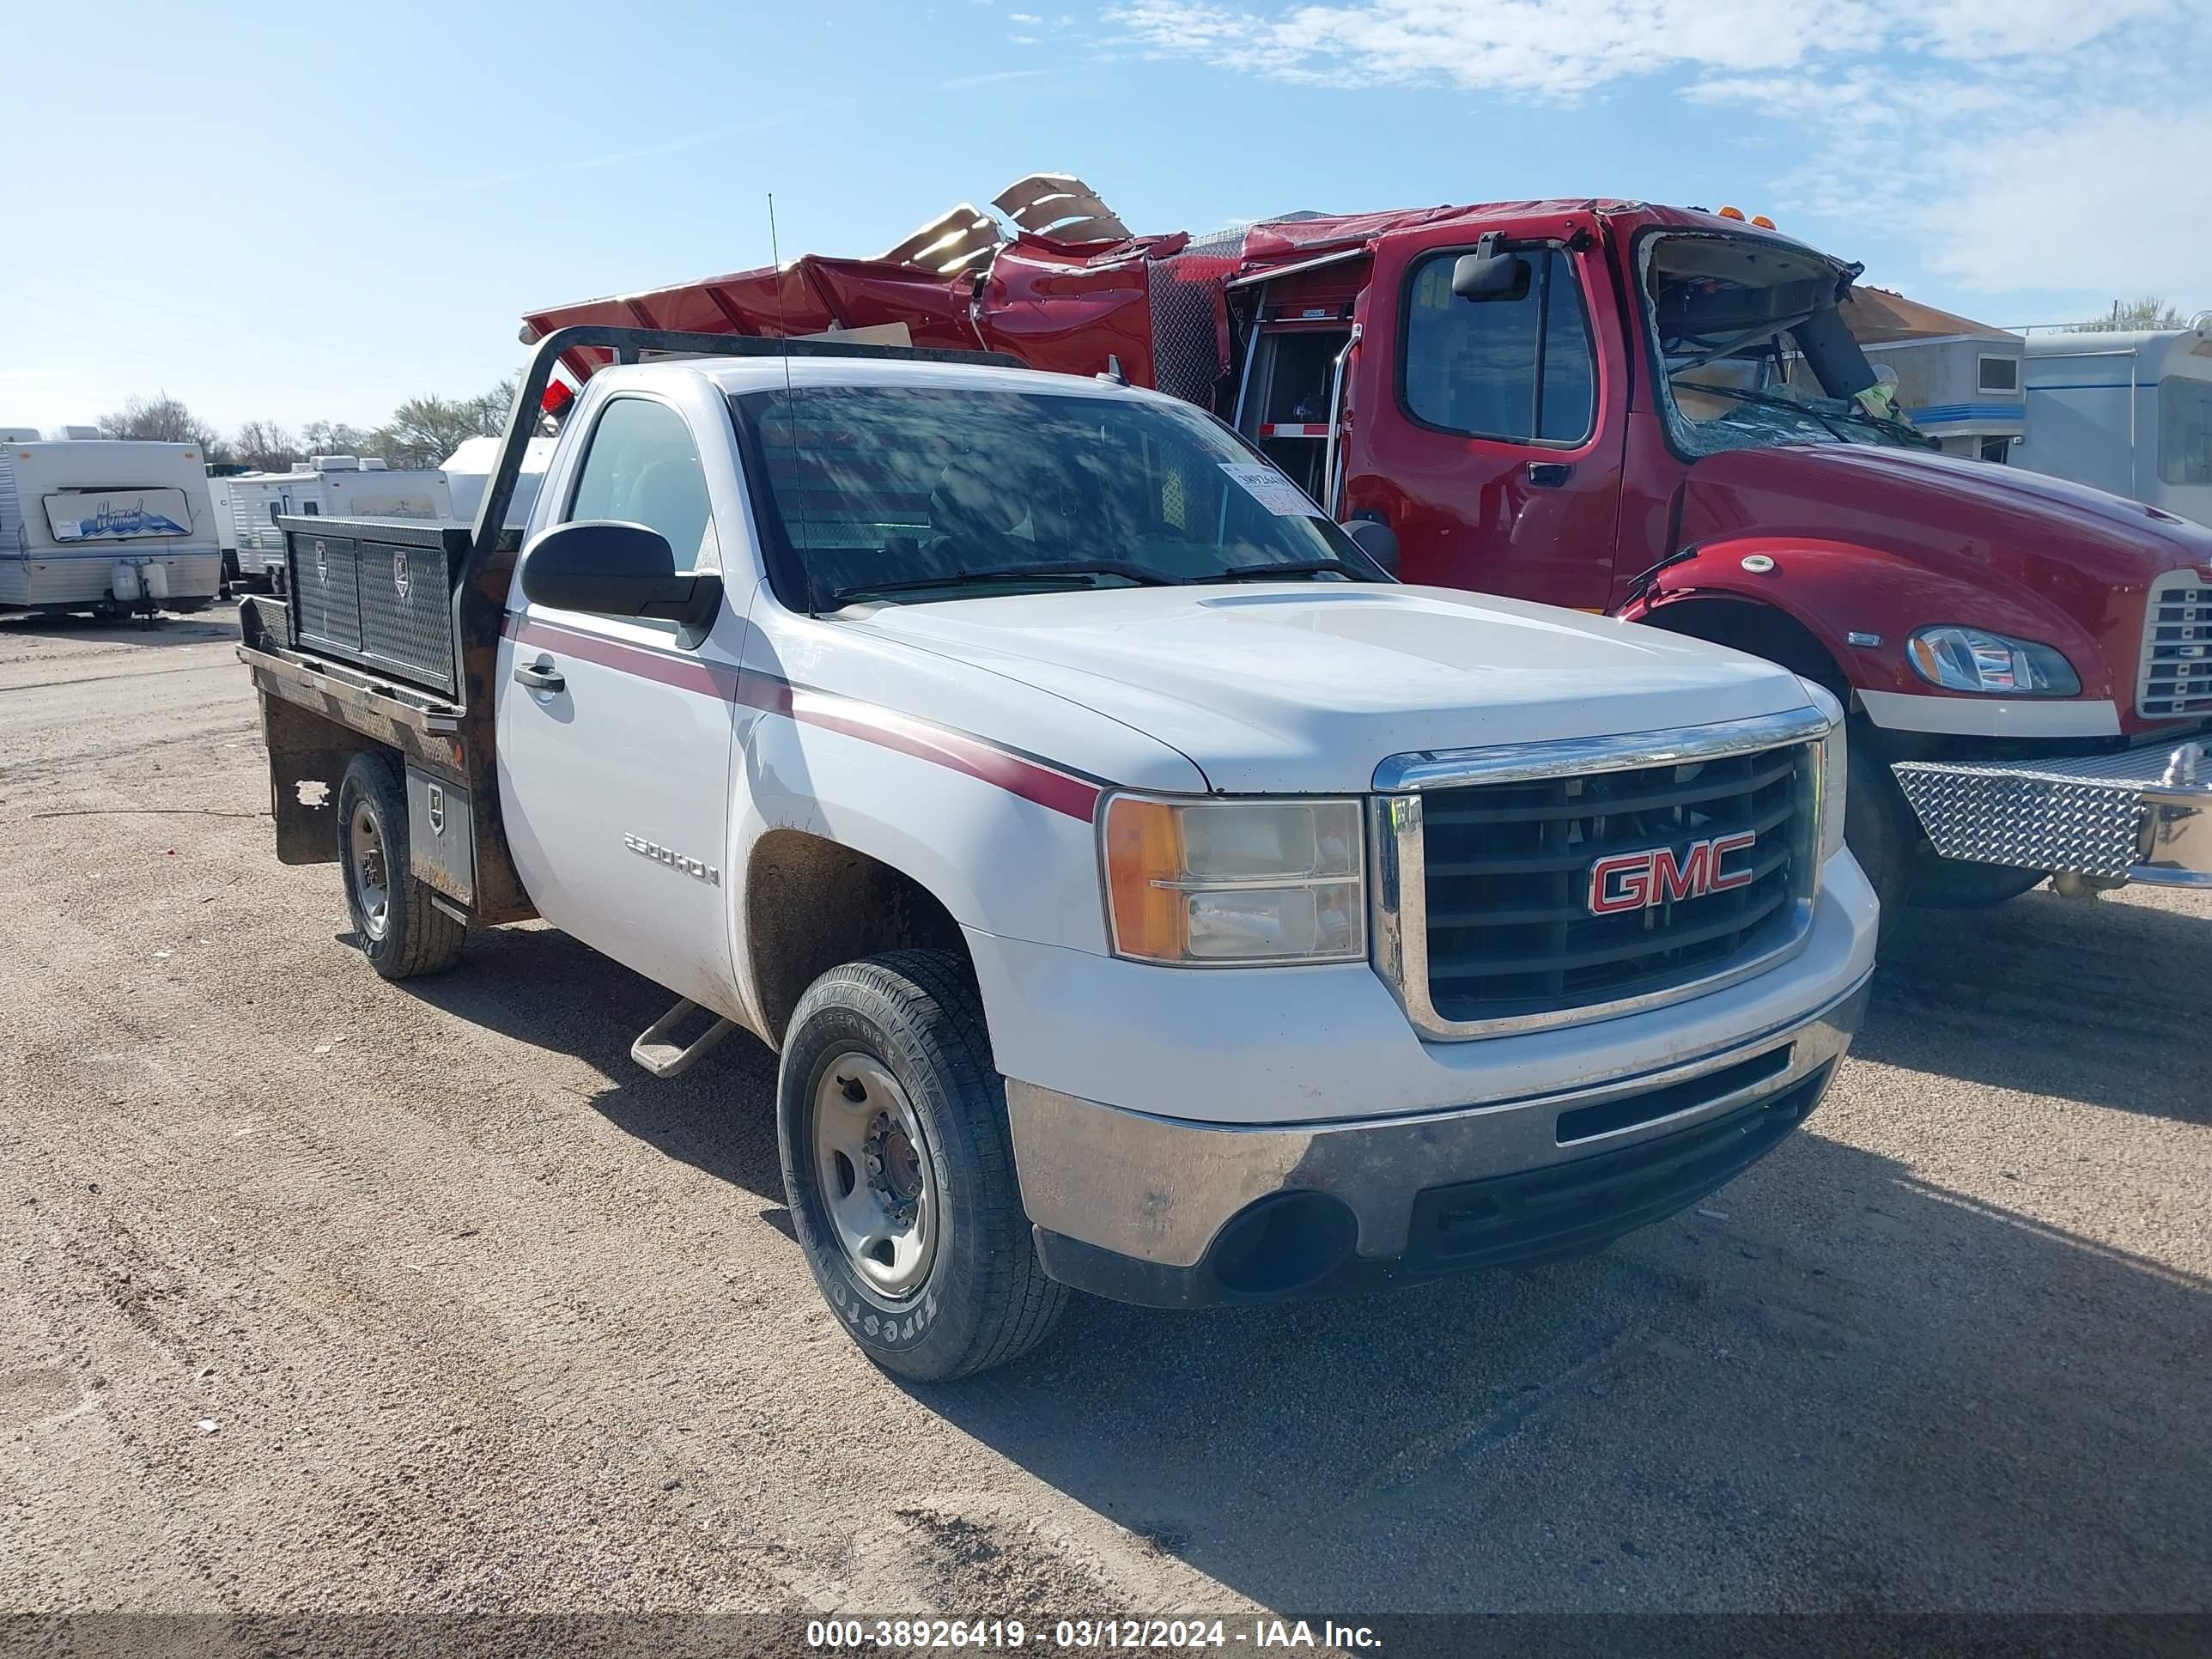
(811, 1050, 938, 1299)
(349, 801, 391, 941)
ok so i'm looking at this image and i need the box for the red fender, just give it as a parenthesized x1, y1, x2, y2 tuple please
(1617, 536, 2118, 704)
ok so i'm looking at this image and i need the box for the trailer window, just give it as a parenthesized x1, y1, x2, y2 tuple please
(1400, 247, 1595, 446)
(2159, 377, 2212, 486)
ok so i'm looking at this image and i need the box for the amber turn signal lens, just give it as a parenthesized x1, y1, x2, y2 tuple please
(1103, 796, 1186, 961)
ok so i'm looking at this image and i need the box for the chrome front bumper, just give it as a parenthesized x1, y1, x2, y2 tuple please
(1006, 972, 1872, 1308)
(1893, 740, 2212, 890)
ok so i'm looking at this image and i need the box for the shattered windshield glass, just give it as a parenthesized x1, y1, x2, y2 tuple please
(1640, 233, 1931, 459)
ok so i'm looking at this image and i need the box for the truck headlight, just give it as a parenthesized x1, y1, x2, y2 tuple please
(1102, 796, 1366, 965)
(1797, 678, 1848, 867)
(1906, 626, 2080, 696)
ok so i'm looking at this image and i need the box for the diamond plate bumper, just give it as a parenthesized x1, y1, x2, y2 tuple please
(1893, 742, 2212, 888)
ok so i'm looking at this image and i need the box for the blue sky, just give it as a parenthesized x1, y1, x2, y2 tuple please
(5, 0, 2206, 435)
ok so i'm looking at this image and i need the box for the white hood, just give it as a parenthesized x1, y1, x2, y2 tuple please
(850, 583, 1814, 794)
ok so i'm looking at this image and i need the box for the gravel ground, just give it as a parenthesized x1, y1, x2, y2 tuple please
(1, 612, 2207, 1632)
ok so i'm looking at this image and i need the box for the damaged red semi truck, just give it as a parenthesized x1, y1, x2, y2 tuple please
(522, 180, 2212, 912)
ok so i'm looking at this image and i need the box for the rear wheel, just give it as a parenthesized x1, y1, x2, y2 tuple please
(777, 949, 1065, 1381)
(336, 751, 465, 979)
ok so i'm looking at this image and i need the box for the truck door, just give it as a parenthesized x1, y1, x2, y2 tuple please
(1347, 214, 1626, 610)
(496, 391, 744, 1015)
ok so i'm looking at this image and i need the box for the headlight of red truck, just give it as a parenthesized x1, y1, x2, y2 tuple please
(1102, 795, 1366, 965)
(1906, 626, 2081, 696)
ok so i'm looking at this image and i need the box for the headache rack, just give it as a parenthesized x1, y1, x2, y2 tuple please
(254, 325, 1027, 709)
(234, 325, 1024, 926)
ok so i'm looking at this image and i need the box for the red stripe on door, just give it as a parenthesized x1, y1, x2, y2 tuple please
(505, 614, 1103, 820)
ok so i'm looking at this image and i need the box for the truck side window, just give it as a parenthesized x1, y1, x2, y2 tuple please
(2159, 377, 2212, 487)
(1401, 246, 1595, 446)
(566, 398, 714, 569)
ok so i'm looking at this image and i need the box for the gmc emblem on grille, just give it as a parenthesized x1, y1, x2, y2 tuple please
(1588, 831, 1758, 915)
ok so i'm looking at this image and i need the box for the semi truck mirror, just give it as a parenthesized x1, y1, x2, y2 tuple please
(1342, 517, 1401, 576)
(1451, 236, 1530, 302)
(520, 520, 721, 629)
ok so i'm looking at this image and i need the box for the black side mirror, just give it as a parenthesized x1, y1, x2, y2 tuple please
(1342, 517, 1400, 577)
(1451, 233, 1530, 302)
(520, 520, 722, 629)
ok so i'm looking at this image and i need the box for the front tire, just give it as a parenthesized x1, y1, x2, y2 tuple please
(336, 750, 465, 980)
(1905, 848, 2047, 908)
(1844, 719, 1910, 928)
(777, 950, 1066, 1382)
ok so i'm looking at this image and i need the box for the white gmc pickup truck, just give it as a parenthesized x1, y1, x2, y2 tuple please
(237, 327, 1877, 1379)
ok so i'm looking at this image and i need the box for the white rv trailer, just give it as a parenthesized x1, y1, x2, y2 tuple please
(439, 434, 556, 526)
(1839, 289, 2027, 462)
(206, 473, 243, 581)
(0, 439, 222, 615)
(2014, 325, 2212, 526)
(222, 456, 455, 588)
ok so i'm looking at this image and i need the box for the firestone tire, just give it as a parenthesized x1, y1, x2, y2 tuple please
(777, 949, 1066, 1382)
(336, 750, 466, 981)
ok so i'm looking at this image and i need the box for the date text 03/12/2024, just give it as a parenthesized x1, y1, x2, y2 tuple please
(804, 1618, 1383, 1650)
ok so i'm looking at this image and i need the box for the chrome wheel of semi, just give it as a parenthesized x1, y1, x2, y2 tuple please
(811, 1051, 938, 1298)
(349, 801, 392, 942)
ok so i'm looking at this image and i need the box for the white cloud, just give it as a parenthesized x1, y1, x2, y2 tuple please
(1898, 108, 2212, 300)
(1103, 0, 2210, 301)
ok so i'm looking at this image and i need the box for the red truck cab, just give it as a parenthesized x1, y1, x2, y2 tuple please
(522, 191, 2212, 909)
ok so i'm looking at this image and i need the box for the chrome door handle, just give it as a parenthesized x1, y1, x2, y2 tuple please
(1527, 461, 1573, 487)
(513, 658, 565, 693)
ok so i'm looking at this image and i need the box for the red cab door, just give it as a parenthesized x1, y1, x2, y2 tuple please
(1344, 210, 1628, 611)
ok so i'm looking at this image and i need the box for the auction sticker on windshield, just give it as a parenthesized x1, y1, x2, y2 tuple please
(1219, 463, 1322, 518)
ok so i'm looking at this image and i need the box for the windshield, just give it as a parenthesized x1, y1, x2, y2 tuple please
(1639, 233, 1932, 459)
(731, 384, 1382, 610)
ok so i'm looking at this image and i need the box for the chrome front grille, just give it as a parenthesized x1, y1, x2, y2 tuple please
(1371, 708, 1831, 1041)
(2140, 571, 2212, 720)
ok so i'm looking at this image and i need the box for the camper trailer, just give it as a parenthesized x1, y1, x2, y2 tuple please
(1840, 289, 2026, 462)
(2014, 325, 2212, 526)
(206, 471, 244, 587)
(0, 439, 222, 616)
(222, 456, 455, 589)
(438, 434, 556, 526)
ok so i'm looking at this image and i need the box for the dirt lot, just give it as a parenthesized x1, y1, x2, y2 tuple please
(2, 613, 2208, 1628)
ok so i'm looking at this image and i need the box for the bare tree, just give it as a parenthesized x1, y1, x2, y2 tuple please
(98, 392, 225, 458)
(299, 419, 386, 461)
(2077, 296, 2192, 332)
(234, 420, 303, 472)
(371, 380, 517, 470)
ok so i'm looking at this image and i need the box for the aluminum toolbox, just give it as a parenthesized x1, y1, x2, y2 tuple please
(281, 516, 472, 697)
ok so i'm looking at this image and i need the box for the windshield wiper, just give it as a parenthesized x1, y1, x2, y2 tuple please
(823, 560, 1185, 608)
(1675, 380, 1850, 442)
(1677, 380, 1937, 450)
(1200, 558, 1376, 584)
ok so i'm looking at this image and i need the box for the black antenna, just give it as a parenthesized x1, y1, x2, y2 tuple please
(767, 191, 793, 361)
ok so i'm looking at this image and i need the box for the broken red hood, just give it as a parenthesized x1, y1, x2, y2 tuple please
(518, 194, 1639, 403)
